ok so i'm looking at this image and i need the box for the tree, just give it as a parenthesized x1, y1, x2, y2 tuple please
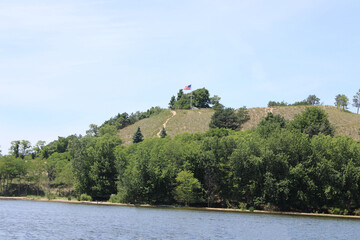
(289, 107, 334, 138)
(236, 106, 250, 126)
(174, 170, 202, 206)
(192, 88, 211, 108)
(335, 94, 349, 110)
(306, 95, 320, 105)
(169, 96, 176, 109)
(353, 89, 360, 114)
(160, 127, 167, 138)
(257, 113, 286, 138)
(209, 108, 240, 130)
(133, 127, 144, 143)
(9, 141, 21, 158)
(86, 124, 99, 136)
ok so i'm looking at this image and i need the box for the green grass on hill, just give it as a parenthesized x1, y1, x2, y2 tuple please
(118, 106, 360, 145)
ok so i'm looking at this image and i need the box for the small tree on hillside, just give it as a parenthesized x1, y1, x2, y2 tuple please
(335, 94, 349, 110)
(353, 89, 360, 114)
(237, 106, 250, 127)
(132, 127, 144, 143)
(289, 107, 335, 138)
(160, 127, 167, 138)
(209, 107, 240, 130)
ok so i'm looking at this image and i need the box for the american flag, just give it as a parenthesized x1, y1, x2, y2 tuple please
(184, 84, 191, 90)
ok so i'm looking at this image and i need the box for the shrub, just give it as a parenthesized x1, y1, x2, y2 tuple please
(109, 194, 121, 203)
(238, 202, 247, 210)
(249, 207, 254, 212)
(46, 192, 56, 200)
(354, 209, 360, 216)
(80, 193, 92, 201)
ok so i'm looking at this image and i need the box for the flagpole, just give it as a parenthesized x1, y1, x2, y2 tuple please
(190, 91, 193, 109)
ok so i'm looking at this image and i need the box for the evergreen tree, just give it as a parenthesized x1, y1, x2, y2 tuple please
(169, 96, 176, 109)
(132, 127, 144, 143)
(160, 127, 167, 138)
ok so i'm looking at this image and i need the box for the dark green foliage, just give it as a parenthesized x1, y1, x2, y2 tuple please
(209, 108, 240, 130)
(268, 101, 288, 107)
(257, 112, 286, 138)
(160, 127, 167, 138)
(2, 106, 360, 215)
(237, 106, 250, 126)
(289, 107, 335, 138)
(101, 106, 164, 131)
(169, 96, 176, 109)
(170, 88, 213, 109)
(133, 127, 144, 143)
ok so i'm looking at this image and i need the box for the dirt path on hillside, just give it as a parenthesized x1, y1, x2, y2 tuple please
(157, 110, 176, 137)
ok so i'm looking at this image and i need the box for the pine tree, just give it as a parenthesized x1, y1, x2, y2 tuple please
(132, 127, 144, 143)
(160, 127, 167, 138)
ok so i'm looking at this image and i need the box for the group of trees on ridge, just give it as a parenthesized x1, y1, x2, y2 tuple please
(1, 95, 360, 215)
(268, 90, 360, 115)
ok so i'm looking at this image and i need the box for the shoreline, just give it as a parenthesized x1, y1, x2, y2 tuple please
(1, 196, 360, 220)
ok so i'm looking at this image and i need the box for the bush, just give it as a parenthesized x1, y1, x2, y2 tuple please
(249, 207, 254, 212)
(46, 192, 56, 200)
(354, 209, 360, 216)
(109, 194, 121, 203)
(238, 202, 247, 210)
(80, 193, 92, 201)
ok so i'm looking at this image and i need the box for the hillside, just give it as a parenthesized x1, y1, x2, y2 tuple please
(117, 106, 360, 144)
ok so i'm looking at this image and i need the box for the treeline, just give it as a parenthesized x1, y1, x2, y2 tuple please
(168, 88, 220, 109)
(2, 106, 360, 215)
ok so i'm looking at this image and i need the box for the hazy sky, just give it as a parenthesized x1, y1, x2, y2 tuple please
(1, 0, 359, 153)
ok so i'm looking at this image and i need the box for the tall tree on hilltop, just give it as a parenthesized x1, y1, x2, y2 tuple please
(353, 89, 360, 114)
(335, 94, 349, 110)
(306, 95, 320, 105)
(133, 127, 144, 143)
(169, 96, 176, 109)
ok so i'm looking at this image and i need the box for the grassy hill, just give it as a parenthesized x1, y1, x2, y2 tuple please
(118, 106, 360, 144)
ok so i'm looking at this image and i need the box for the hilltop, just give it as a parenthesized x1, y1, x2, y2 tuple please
(118, 105, 360, 144)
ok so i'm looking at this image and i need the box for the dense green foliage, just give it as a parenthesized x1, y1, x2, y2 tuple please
(1, 106, 360, 215)
(169, 88, 213, 109)
(268, 95, 321, 107)
(335, 94, 349, 110)
(209, 106, 250, 130)
(132, 127, 144, 143)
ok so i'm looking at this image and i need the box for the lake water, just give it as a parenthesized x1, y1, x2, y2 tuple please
(0, 200, 359, 240)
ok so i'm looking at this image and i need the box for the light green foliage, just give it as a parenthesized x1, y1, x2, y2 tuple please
(335, 94, 349, 110)
(174, 170, 202, 206)
(80, 193, 92, 201)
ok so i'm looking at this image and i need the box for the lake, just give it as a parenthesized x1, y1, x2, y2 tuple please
(0, 200, 359, 239)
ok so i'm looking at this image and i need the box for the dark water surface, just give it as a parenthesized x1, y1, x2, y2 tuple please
(0, 200, 359, 239)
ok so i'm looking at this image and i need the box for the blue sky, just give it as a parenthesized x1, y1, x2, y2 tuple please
(1, 0, 359, 153)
